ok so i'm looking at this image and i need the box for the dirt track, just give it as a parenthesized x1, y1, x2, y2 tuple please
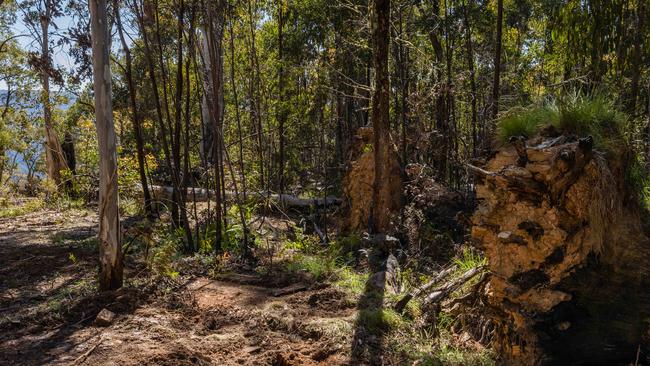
(0, 209, 361, 366)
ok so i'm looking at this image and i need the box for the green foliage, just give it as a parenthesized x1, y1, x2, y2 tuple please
(201, 203, 253, 253)
(498, 105, 559, 142)
(284, 224, 319, 253)
(334, 267, 368, 296)
(436, 311, 455, 331)
(332, 232, 363, 260)
(453, 247, 487, 272)
(46, 193, 85, 212)
(358, 308, 408, 333)
(198, 223, 216, 253)
(119, 197, 143, 217)
(396, 311, 495, 366)
(150, 228, 183, 278)
(498, 95, 629, 149)
(554, 95, 628, 148)
(284, 253, 336, 281)
(430, 345, 496, 366)
(625, 156, 650, 211)
(197, 204, 255, 254)
(0, 197, 44, 218)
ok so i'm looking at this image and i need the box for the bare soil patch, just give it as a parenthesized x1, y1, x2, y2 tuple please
(0, 209, 357, 366)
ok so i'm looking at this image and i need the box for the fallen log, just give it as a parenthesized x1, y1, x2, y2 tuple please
(148, 185, 342, 209)
(393, 265, 458, 313)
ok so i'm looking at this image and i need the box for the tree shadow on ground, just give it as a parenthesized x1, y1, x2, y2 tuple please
(350, 249, 388, 365)
(0, 214, 152, 366)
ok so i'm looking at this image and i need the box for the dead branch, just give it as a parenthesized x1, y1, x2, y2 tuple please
(423, 265, 486, 306)
(72, 336, 103, 365)
(393, 265, 458, 313)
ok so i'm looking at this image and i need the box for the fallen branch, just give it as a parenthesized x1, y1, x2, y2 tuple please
(466, 164, 495, 177)
(393, 265, 458, 313)
(271, 284, 307, 297)
(72, 336, 103, 365)
(423, 265, 486, 306)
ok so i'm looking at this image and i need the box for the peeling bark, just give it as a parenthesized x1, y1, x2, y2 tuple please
(90, 0, 122, 291)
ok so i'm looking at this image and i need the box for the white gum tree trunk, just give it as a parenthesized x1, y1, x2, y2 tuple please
(89, 0, 122, 291)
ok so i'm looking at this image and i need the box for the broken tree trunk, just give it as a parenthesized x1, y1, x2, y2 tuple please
(472, 134, 650, 365)
(342, 126, 402, 232)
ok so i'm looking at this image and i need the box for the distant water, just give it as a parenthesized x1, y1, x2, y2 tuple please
(2, 90, 77, 175)
(0, 89, 76, 112)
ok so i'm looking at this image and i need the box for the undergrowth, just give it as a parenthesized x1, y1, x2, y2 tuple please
(0, 190, 86, 219)
(0, 197, 44, 218)
(498, 94, 628, 149)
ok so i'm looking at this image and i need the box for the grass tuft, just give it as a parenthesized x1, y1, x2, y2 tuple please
(453, 247, 487, 272)
(358, 308, 407, 333)
(498, 105, 559, 143)
(554, 94, 627, 148)
(497, 95, 628, 149)
(334, 267, 368, 297)
(284, 253, 336, 281)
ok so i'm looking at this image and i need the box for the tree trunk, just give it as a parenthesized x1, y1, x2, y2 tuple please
(181, 4, 196, 251)
(421, 1, 448, 178)
(0, 87, 11, 184)
(369, 0, 397, 234)
(90, 0, 122, 291)
(228, 20, 247, 200)
(199, 29, 214, 166)
(491, 0, 503, 122)
(114, 0, 153, 217)
(203, 0, 226, 252)
(277, 0, 286, 196)
(463, 0, 478, 156)
(61, 131, 76, 193)
(133, 0, 175, 224)
(40, 5, 66, 188)
(246, 0, 265, 189)
(172, 0, 193, 249)
(628, 0, 644, 115)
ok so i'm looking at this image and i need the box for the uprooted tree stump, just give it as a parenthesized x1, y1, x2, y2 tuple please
(342, 126, 402, 232)
(471, 134, 650, 365)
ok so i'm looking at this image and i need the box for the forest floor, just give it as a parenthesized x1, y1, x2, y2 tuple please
(0, 206, 358, 365)
(0, 205, 373, 366)
(0, 201, 493, 366)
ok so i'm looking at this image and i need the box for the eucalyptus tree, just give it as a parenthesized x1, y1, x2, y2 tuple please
(89, 0, 122, 290)
(19, 0, 68, 189)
